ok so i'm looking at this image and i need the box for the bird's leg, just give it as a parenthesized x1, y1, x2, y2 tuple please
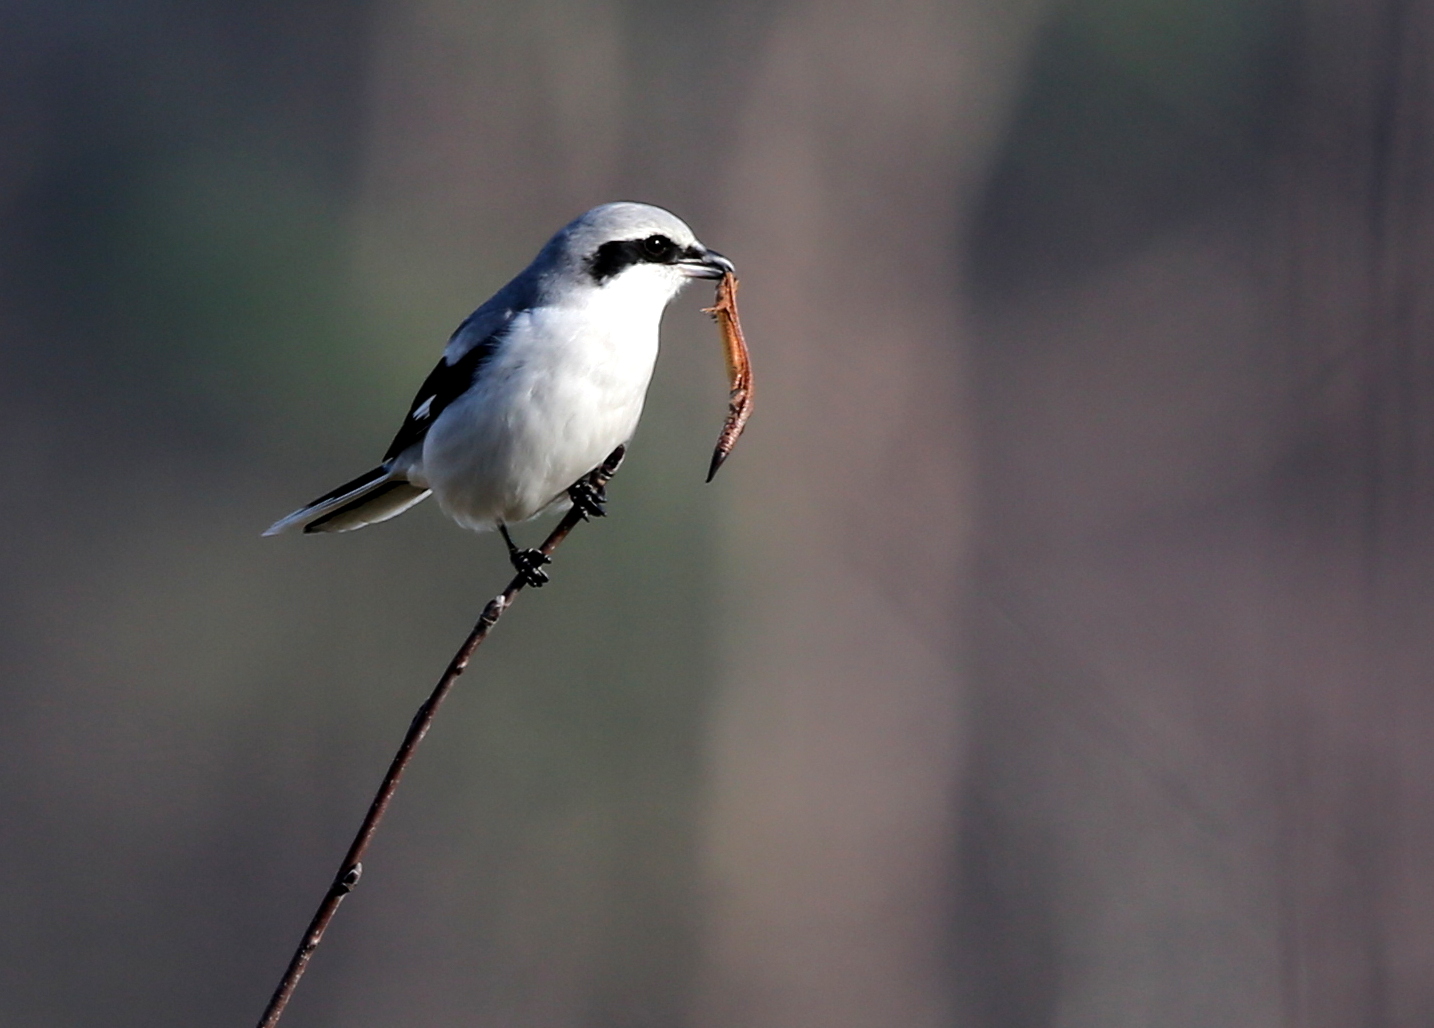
(500, 523, 550, 587)
(567, 444, 626, 520)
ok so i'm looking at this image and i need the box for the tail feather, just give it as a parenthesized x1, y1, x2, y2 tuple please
(264, 465, 431, 536)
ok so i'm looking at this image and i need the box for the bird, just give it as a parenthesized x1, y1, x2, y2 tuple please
(264, 202, 734, 587)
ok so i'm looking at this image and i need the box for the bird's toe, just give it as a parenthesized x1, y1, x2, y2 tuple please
(567, 479, 608, 520)
(509, 548, 552, 587)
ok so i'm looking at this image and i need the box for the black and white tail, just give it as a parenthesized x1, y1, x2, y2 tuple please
(264, 464, 431, 536)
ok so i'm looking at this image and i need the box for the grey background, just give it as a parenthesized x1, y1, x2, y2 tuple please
(2, 1, 1431, 1026)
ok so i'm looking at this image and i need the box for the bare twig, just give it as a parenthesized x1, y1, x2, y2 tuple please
(254, 446, 627, 1028)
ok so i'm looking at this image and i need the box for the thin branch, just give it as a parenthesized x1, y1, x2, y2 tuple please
(254, 446, 627, 1028)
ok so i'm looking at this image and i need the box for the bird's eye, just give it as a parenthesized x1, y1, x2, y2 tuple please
(641, 234, 674, 260)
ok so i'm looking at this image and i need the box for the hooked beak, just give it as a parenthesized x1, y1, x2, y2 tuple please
(680, 246, 736, 280)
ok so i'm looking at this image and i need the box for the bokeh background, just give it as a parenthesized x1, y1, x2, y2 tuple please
(3, 1, 1434, 1025)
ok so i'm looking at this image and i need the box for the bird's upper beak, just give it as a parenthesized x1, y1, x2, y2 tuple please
(679, 246, 736, 280)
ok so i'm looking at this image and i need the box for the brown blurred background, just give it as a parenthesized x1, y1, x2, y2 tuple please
(3, 1, 1433, 1025)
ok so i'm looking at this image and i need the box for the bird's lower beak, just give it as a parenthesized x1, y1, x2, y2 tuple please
(680, 247, 736, 279)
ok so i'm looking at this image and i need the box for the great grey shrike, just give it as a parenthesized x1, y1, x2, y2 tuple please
(264, 202, 734, 585)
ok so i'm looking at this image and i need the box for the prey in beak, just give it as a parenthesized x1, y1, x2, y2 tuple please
(702, 270, 753, 481)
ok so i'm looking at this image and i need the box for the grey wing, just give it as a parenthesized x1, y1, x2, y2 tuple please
(382, 275, 537, 462)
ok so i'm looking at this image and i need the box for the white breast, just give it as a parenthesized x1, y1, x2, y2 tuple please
(416, 270, 675, 531)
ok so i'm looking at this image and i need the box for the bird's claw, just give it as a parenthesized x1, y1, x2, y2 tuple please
(568, 478, 608, 521)
(509, 548, 551, 587)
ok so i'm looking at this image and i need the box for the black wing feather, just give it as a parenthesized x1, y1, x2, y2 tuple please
(382, 318, 507, 461)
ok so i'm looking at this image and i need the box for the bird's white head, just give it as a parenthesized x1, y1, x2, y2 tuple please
(541, 202, 734, 305)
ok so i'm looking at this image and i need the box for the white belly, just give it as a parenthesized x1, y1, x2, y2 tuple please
(416, 297, 661, 531)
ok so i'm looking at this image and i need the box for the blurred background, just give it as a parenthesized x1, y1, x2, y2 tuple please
(3, 0, 1433, 1025)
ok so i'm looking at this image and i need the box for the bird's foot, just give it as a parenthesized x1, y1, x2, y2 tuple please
(568, 478, 608, 521)
(509, 547, 551, 588)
